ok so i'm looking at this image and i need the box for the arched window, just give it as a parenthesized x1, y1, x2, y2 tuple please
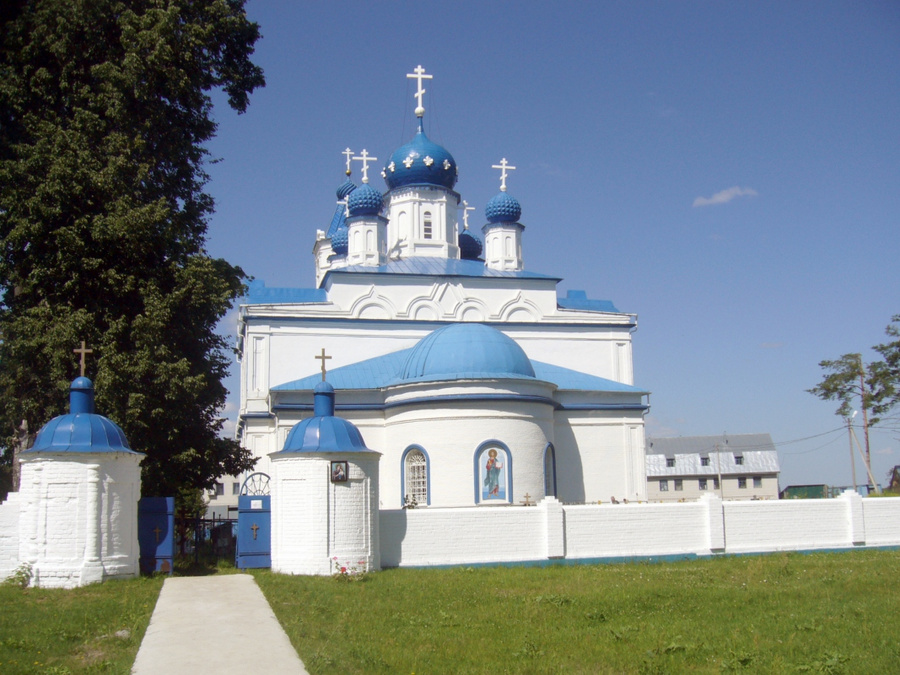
(402, 447, 429, 506)
(474, 441, 513, 504)
(423, 211, 433, 239)
(543, 443, 557, 497)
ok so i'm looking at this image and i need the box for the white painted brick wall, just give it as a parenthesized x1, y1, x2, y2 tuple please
(861, 498, 900, 545)
(0, 492, 22, 579)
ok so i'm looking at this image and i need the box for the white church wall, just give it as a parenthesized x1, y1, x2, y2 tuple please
(0, 492, 21, 579)
(377, 493, 900, 569)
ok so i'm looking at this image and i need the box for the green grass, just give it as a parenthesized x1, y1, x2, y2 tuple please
(0, 575, 163, 675)
(255, 549, 900, 674)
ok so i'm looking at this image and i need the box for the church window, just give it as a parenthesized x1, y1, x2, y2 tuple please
(366, 230, 374, 249)
(475, 442, 512, 504)
(699, 479, 708, 491)
(403, 447, 429, 506)
(505, 235, 512, 257)
(738, 477, 747, 489)
(700, 456, 710, 466)
(674, 479, 683, 491)
(665, 457, 675, 468)
(423, 211, 432, 239)
(543, 444, 557, 497)
(753, 477, 762, 488)
(659, 480, 669, 492)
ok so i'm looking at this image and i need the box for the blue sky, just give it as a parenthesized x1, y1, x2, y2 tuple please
(203, 1, 900, 489)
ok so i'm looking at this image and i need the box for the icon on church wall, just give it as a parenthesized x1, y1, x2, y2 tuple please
(480, 447, 507, 501)
(331, 461, 348, 483)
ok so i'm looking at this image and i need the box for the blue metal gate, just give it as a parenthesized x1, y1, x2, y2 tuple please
(236, 494, 271, 568)
(138, 497, 175, 574)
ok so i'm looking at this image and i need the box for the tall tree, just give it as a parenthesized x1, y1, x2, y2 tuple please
(871, 315, 900, 419)
(0, 0, 264, 495)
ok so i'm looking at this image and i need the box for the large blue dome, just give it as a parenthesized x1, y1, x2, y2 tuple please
(278, 382, 375, 453)
(27, 378, 138, 454)
(485, 191, 522, 223)
(383, 124, 458, 191)
(399, 324, 535, 383)
(347, 183, 383, 217)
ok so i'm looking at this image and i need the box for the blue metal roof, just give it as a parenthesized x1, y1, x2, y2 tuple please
(27, 378, 140, 455)
(275, 381, 376, 454)
(324, 257, 559, 282)
(272, 342, 646, 395)
(326, 202, 347, 238)
(244, 280, 327, 305)
(557, 290, 620, 313)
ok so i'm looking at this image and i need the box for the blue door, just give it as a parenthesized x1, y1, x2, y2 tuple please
(138, 497, 175, 574)
(236, 495, 271, 569)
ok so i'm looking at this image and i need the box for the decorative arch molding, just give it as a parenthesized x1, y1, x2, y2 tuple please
(543, 443, 557, 498)
(401, 445, 431, 507)
(498, 293, 541, 322)
(457, 299, 489, 322)
(349, 287, 397, 320)
(473, 439, 514, 504)
(405, 298, 443, 321)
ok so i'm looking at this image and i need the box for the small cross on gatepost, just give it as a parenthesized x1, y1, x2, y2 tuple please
(251, 523, 259, 541)
(491, 158, 516, 192)
(74, 340, 93, 377)
(315, 348, 331, 382)
(353, 149, 378, 184)
(520, 493, 534, 506)
(407, 65, 433, 117)
(462, 200, 476, 230)
(342, 147, 354, 177)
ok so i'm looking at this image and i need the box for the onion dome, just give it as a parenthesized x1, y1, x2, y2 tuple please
(383, 121, 458, 191)
(458, 227, 483, 260)
(399, 324, 535, 383)
(331, 223, 349, 255)
(347, 182, 383, 217)
(278, 381, 376, 453)
(485, 191, 522, 223)
(26, 377, 138, 454)
(336, 178, 357, 200)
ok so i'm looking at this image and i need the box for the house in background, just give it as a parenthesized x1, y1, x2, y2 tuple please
(646, 434, 780, 501)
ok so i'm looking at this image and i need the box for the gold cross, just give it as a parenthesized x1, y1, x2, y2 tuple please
(74, 341, 93, 377)
(153, 525, 162, 543)
(251, 523, 259, 540)
(521, 493, 534, 506)
(315, 348, 331, 381)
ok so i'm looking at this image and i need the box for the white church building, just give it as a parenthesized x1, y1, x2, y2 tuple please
(235, 66, 650, 510)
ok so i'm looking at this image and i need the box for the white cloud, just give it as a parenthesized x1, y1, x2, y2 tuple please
(693, 186, 758, 207)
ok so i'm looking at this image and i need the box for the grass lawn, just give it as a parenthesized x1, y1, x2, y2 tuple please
(0, 575, 163, 675)
(255, 549, 900, 674)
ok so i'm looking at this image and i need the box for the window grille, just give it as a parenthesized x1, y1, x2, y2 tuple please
(405, 449, 428, 504)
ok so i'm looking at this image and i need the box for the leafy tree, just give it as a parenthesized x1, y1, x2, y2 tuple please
(0, 0, 265, 495)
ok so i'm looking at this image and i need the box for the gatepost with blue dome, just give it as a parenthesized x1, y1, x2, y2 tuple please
(232, 66, 650, 570)
(14, 376, 144, 587)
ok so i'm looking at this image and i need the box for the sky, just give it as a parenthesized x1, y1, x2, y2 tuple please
(201, 1, 900, 490)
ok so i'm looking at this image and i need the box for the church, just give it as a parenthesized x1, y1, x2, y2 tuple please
(235, 66, 649, 509)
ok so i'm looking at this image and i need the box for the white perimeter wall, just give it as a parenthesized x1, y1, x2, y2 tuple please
(380, 492, 900, 568)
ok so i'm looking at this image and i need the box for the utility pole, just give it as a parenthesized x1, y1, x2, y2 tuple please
(857, 355, 873, 482)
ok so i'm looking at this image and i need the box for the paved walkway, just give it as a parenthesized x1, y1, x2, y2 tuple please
(132, 574, 309, 674)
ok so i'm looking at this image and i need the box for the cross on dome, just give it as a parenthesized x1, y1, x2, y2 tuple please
(315, 348, 332, 382)
(352, 150, 378, 184)
(342, 147, 353, 176)
(462, 200, 475, 229)
(407, 65, 432, 118)
(492, 158, 516, 192)
(74, 340, 93, 377)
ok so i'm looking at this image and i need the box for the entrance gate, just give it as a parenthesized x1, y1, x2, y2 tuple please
(236, 472, 271, 569)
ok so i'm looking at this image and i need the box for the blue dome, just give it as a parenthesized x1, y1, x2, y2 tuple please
(485, 191, 522, 223)
(458, 228, 483, 260)
(347, 183, 383, 217)
(399, 324, 535, 383)
(331, 223, 348, 255)
(277, 381, 375, 454)
(26, 378, 138, 454)
(336, 178, 357, 200)
(383, 124, 458, 191)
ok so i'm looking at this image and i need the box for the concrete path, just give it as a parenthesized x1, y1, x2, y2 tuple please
(132, 575, 309, 674)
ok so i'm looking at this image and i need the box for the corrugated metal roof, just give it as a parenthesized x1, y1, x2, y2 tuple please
(326, 202, 346, 238)
(325, 257, 560, 281)
(645, 434, 780, 476)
